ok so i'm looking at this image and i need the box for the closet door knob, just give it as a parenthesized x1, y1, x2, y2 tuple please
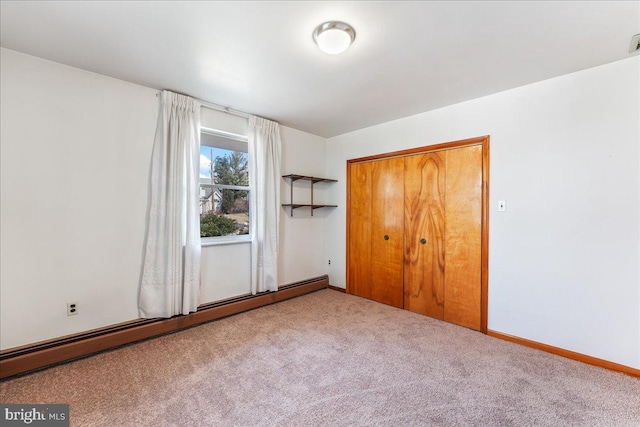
(420, 238, 427, 245)
(384, 235, 389, 241)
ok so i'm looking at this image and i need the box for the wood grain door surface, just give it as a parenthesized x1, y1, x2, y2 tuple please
(404, 152, 446, 319)
(348, 162, 373, 300)
(348, 142, 484, 330)
(370, 157, 405, 308)
(444, 146, 482, 330)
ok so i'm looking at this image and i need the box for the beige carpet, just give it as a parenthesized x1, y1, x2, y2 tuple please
(1, 289, 639, 426)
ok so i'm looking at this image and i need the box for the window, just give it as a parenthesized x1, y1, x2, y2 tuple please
(199, 128, 250, 240)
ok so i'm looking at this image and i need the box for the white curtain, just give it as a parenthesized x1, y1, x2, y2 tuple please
(139, 90, 201, 318)
(248, 116, 282, 294)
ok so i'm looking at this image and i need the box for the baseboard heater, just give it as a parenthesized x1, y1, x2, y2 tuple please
(0, 275, 329, 379)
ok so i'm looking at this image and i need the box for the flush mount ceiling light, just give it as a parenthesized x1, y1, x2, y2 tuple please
(313, 21, 356, 55)
(630, 34, 640, 53)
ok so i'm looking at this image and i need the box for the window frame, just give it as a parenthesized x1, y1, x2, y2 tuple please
(199, 126, 251, 246)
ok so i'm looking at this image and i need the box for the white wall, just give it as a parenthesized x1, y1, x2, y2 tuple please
(326, 56, 640, 369)
(0, 48, 157, 349)
(199, 124, 329, 303)
(198, 108, 252, 303)
(4, 46, 637, 371)
(200, 243, 252, 303)
(279, 126, 330, 285)
(0, 48, 330, 349)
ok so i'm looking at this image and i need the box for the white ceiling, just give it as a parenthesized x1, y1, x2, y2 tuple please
(1, 1, 638, 138)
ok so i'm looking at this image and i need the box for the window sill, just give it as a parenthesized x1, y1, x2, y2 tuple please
(201, 235, 251, 247)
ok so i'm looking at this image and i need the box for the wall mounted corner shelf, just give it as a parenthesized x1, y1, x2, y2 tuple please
(282, 174, 337, 216)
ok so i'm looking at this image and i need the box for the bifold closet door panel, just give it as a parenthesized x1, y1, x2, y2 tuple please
(444, 145, 482, 330)
(404, 152, 445, 319)
(348, 162, 373, 299)
(370, 157, 405, 308)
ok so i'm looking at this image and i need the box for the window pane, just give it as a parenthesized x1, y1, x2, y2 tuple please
(200, 144, 250, 238)
(200, 146, 248, 186)
(200, 187, 250, 237)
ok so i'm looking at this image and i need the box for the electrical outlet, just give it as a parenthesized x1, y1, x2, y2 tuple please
(328, 259, 331, 265)
(67, 302, 78, 316)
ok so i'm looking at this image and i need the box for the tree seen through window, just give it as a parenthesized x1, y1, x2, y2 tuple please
(200, 144, 250, 238)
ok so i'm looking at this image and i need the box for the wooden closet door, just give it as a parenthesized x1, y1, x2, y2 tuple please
(404, 152, 446, 319)
(370, 157, 405, 308)
(348, 162, 373, 299)
(444, 145, 482, 330)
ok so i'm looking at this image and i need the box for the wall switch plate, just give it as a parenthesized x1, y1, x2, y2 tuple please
(498, 200, 506, 212)
(67, 302, 78, 316)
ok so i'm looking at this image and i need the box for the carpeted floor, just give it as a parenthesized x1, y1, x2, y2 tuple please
(1, 289, 639, 426)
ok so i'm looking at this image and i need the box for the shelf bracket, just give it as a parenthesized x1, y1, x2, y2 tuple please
(281, 174, 338, 217)
(310, 181, 315, 216)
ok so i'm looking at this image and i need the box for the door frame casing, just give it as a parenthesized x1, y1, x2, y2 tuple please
(346, 136, 490, 333)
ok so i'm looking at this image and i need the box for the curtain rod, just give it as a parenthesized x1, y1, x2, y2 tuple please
(198, 99, 251, 120)
(155, 91, 253, 120)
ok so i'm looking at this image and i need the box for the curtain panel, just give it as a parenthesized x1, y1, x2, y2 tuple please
(139, 90, 201, 318)
(248, 116, 282, 294)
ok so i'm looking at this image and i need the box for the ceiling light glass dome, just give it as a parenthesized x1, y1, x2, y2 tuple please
(313, 21, 356, 55)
